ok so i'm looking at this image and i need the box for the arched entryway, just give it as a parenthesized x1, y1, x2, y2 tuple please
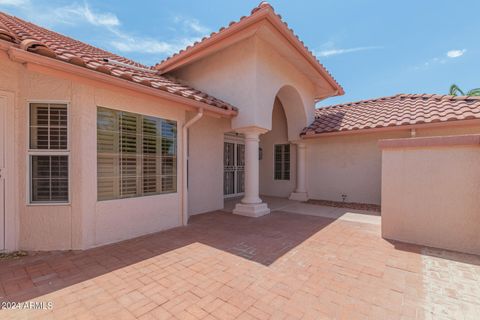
(259, 85, 309, 200)
(231, 84, 309, 217)
(259, 98, 296, 197)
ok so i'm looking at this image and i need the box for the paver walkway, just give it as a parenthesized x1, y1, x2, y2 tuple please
(1, 211, 479, 319)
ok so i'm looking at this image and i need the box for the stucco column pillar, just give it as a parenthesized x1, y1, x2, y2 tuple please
(289, 142, 309, 201)
(233, 127, 270, 217)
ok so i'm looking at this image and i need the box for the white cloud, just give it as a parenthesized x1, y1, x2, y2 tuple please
(53, 3, 120, 27)
(446, 49, 466, 58)
(0, 0, 30, 7)
(0, 1, 120, 28)
(316, 46, 382, 57)
(105, 19, 202, 55)
(413, 49, 467, 70)
(173, 15, 210, 34)
(0, 0, 209, 60)
(110, 30, 200, 55)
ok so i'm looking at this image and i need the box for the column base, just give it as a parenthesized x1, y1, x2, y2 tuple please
(289, 192, 309, 202)
(233, 203, 270, 218)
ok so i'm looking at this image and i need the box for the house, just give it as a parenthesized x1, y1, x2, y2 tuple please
(0, 2, 479, 254)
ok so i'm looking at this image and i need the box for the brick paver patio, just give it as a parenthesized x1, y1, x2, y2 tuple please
(1, 211, 479, 319)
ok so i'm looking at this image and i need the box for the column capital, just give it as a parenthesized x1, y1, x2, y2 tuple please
(296, 142, 307, 149)
(235, 126, 269, 137)
(290, 140, 307, 148)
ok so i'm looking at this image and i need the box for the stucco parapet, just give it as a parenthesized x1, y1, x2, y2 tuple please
(378, 134, 480, 149)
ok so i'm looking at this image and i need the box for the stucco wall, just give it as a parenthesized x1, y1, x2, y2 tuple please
(306, 131, 408, 204)
(380, 137, 480, 255)
(1, 52, 187, 250)
(170, 38, 257, 129)
(188, 115, 230, 216)
(14, 61, 75, 250)
(259, 100, 296, 197)
(305, 124, 480, 205)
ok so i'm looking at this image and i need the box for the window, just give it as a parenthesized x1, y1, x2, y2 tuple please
(97, 107, 177, 201)
(274, 144, 290, 180)
(29, 103, 69, 203)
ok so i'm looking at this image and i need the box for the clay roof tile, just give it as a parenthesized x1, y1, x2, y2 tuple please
(0, 11, 237, 113)
(302, 94, 480, 136)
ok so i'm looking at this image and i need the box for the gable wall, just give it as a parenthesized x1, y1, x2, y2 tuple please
(169, 35, 320, 137)
(170, 38, 257, 130)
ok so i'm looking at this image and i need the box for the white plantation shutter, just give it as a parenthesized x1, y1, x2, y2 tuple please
(161, 120, 177, 192)
(120, 112, 140, 197)
(97, 108, 120, 199)
(97, 107, 177, 201)
(142, 116, 162, 195)
(29, 103, 69, 203)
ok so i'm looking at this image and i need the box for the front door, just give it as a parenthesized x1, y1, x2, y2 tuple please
(224, 139, 245, 198)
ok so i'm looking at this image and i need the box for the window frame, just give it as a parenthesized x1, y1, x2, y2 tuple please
(273, 143, 291, 181)
(96, 106, 178, 202)
(26, 100, 71, 206)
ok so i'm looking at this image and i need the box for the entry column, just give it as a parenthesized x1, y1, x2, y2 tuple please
(289, 142, 309, 201)
(233, 127, 270, 217)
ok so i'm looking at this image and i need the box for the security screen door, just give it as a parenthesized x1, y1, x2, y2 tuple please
(223, 141, 245, 198)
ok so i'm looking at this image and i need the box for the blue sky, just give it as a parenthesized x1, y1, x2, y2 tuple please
(0, 0, 478, 107)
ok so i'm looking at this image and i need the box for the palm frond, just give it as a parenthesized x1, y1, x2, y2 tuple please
(449, 84, 464, 96)
(466, 88, 480, 96)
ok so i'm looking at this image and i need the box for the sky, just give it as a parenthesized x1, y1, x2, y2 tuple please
(0, 0, 479, 107)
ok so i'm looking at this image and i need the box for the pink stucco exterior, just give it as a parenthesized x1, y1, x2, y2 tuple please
(1, 3, 479, 256)
(380, 135, 480, 255)
(0, 49, 188, 250)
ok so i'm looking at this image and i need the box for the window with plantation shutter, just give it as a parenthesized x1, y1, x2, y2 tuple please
(97, 107, 177, 201)
(274, 144, 290, 181)
(29, 103, 69, 203)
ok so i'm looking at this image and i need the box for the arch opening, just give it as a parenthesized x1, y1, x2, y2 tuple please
(259, 84, 308, 198)
(273, 85, 309, 142)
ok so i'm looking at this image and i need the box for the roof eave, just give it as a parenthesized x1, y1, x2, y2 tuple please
(300, 118, 480, 139)
(5, 46, 237, 118)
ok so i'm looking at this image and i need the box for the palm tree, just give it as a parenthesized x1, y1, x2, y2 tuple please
(449, 84, 480, 96)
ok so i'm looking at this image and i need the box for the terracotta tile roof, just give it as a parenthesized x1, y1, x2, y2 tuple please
(0, 12, 237, 113)
(154, 2, 344, 96)
(302, 94, 480, 136)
